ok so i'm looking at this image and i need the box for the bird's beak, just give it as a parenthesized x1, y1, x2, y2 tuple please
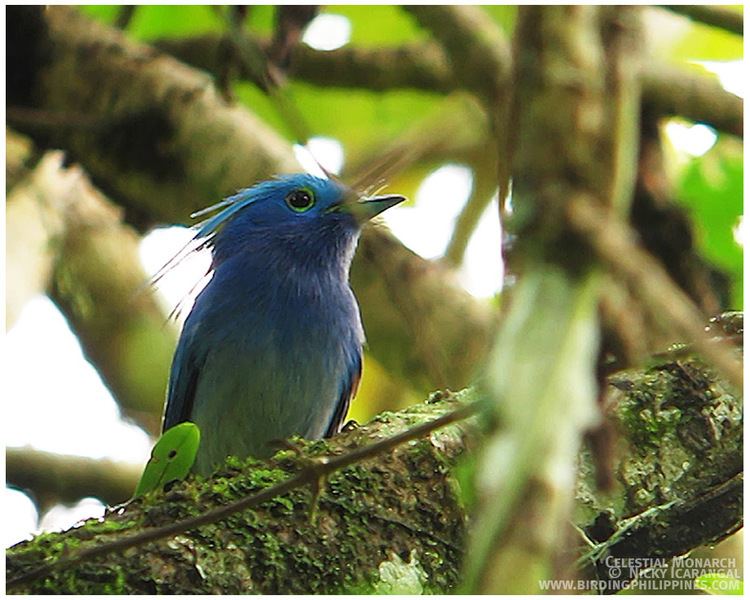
(334, 194, 406, 223)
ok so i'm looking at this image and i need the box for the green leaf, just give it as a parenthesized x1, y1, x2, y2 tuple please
(675, 138, 743, 308)
(695, 572, 743, 595)
(134, 422, 201, 497)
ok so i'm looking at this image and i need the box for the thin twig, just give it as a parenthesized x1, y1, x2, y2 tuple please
(7, 402, 480, 589)
(114, 6, 136, 30)
(576, 473, 742, 590)
(444, 171, 497, 267)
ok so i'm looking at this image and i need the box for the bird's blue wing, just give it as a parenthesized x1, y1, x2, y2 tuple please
(325, 351, 362, 437)
(162, 322, 206, 432)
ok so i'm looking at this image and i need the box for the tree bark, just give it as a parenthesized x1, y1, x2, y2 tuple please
(6, 448, 141, 509)
(5, 138, 176, 434)
(6, 347, 742, 594)
(155, 33, 742, 138)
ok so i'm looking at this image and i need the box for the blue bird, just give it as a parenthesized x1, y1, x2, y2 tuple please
(162, 174, 405, 475)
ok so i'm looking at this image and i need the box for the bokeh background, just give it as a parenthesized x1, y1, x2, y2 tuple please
(5, 5, 743, 569)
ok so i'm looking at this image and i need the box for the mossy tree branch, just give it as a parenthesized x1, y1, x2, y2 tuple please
(6, 349, 742, 593)
(402, 5, 512, 99)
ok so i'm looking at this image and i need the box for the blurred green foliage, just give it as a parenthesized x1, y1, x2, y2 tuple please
(676, 138, 743, 308)
(334, 5, 427, 46)
(669, 18, 743, 62)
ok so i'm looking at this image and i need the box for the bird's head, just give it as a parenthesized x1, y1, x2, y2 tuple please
(190, 174, 405, 266)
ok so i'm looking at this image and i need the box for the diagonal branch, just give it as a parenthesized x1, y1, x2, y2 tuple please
(660, 4, 743, 36)
(8, 396, 480, 592)
(402, 5, 512, 97)
(567, 194, 743, 390)
(641, 62, 743, 138)
(6, 145, 174, 434)
(580, 474, 743, 591)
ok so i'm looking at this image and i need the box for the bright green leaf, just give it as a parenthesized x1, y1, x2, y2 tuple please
(134, 422, 201, 497)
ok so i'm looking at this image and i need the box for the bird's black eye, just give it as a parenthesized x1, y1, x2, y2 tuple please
(285, 188, 316, 213)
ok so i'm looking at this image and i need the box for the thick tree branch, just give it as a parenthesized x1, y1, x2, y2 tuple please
(6, 141, 173, 434)
(48, 177, 177, 435)
(641, 62, 743, 138)
(580, 475, 742, 591)
(6, 448, 141, 508)
(403, 5, 512, 97)
(6, 148, 176, 434)
(7, 393, 477, 594)
(6, 150, 70, 328)
(6, 5, 496, 395)
(155, 36, 458, 94)
(6, 350, 742, 593)
(353, 229, 495, 391)
(156, 37, 741, 139)
(6, 6, 297, 226)
(5, 127, 37, 192)
(577, 348, 743, 589)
